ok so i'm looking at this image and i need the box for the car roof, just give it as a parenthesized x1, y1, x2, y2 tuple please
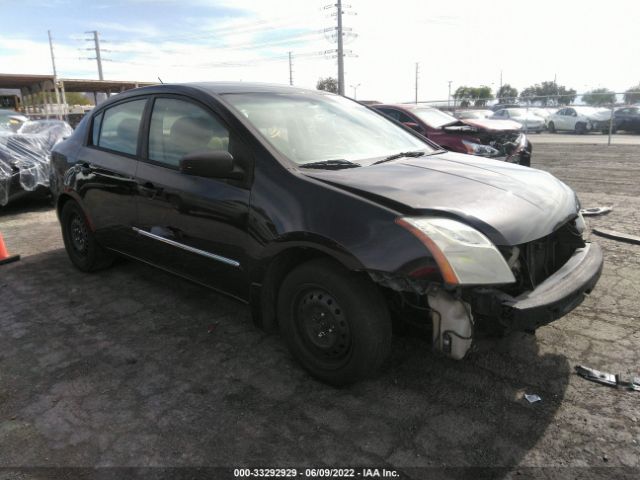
(123, 81, 328, 97)
(374, 103, 434, 111)
(92, 82, 337, 112)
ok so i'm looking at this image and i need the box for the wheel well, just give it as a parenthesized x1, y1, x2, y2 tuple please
(56, 193, 73, 219)
(253, 247, 359, 333)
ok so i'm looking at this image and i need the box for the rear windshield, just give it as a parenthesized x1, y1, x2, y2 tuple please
(412, 108, 457, 128)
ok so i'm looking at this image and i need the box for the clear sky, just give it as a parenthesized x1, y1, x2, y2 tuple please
(1, 0, 639, 103)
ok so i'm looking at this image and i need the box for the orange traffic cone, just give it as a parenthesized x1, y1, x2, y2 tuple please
(0, 232, 20, 265)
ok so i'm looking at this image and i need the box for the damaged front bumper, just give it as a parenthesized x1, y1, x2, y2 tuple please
(470, 242, 603, 332)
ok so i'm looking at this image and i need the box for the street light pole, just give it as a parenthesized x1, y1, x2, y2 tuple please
(448, 80, 452, 109)
(336, 0, 345, 95)
(350, 83, 361, 100)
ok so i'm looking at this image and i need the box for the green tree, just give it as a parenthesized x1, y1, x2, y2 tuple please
(26, 91, 92, 106)
(64, 92, 92, 106)
(453, 86, 473, 107)
(497, 84, 518, 103)
(623, 84, 640, 104)
(472, 85, 493, 107)
(316, 77, 338, 94)
(453, 85, 493, 107)
(582, 88, 616, 106)
(519, 81, 576, 106)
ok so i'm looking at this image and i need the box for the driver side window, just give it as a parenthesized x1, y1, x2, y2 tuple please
(148, 98, 229, 168)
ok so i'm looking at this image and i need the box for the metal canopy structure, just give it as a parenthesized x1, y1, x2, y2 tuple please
(0, 73, 156, 119)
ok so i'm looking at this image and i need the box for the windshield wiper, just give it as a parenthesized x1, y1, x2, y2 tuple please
(299, 159, 361, 170)
(372, 150, 427, 165)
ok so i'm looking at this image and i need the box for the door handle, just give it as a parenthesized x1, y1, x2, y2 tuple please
(138, 181, 164, 198)
(79, 162, 92, 175)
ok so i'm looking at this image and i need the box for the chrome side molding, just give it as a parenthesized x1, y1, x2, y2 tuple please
(132, 227, 240, 268)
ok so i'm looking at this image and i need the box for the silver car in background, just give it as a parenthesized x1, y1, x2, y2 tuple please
(491, 108, 546, 133)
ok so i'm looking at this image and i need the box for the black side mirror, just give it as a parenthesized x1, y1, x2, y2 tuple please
(403, 122, 424, 134)
(179, 150, 243, 179)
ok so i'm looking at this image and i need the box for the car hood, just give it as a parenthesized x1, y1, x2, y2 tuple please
(458, 118, 522, 132)
(303, 151, 579, 246)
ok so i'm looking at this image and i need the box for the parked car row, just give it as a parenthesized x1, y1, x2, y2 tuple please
(454, 105, 640, 134)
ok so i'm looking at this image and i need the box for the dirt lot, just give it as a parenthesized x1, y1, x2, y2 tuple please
(0, 144, 639, 479)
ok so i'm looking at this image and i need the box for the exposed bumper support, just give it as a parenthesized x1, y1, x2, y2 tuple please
(471, 242, 603, 331)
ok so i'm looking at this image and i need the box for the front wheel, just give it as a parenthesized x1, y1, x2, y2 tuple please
(548, 121, 556, 133)
(278, 258, 392, 385)
(60, 200, 114, 272)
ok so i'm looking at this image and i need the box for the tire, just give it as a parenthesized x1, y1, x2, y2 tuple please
(60, 200, 114, 272)
(548, 121, 556, 133)
(278, 258, 392, 386)
(575, 122, 587, 134)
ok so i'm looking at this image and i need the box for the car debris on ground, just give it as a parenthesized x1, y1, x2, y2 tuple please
(580, 206, 612, 216)
(524, 393, 542, 403)
(592, 228, 640, 246)
(575, 365, 640, 391)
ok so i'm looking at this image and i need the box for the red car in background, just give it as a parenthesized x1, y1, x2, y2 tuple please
(372, 104, 532, 166)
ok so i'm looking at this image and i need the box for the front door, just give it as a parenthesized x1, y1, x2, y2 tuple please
(133, 96, 251, 300)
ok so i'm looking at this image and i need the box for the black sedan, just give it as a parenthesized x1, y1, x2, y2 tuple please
(50, 82, 603, 385)
(614, 106, 640, 133)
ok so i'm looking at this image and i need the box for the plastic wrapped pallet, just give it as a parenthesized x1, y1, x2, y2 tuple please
(0, 120, 73, 206)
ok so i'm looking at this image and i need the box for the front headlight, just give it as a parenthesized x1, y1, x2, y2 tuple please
(396, 217, 516, 286)
(461, 140, 500, 157)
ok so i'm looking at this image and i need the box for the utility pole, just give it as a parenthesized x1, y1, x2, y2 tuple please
(86, 30, 104, 80)
(288, 51, 293, 86)
(448, 81, 452, 109)
(415, 62, 419, 104)
(47, 30, 62, 120)
(336, 0, 345, 95)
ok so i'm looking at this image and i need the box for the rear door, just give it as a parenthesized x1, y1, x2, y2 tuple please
(565, 108, 578, 130)
(75, 97, 148, 253)
(133, 95, 252, 300)
(554, 109, 568, 130)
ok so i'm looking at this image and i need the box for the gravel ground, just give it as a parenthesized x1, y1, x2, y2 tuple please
(0, 144, 639, 479)
(533, 132, 640, 145)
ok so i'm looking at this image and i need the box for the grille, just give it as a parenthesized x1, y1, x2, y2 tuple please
(501, 219, 585, 294)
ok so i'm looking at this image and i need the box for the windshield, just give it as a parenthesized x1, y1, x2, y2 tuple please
(224, 92, 431, 165)
(412, 108, 457, 128)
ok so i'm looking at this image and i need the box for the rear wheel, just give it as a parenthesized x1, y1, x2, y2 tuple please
(278, 258, 392, 385)
(61, 200, 114, 272)
(575, 122, 587, 134)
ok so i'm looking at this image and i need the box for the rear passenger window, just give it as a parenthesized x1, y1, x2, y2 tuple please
(148, 98, 229, 168)
(98, 99, 147, 155)
(91, 112, 103, 146)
